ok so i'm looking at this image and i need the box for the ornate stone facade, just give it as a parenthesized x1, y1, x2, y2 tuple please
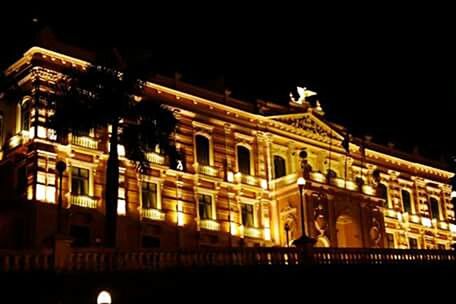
(0, 47, 454, 250)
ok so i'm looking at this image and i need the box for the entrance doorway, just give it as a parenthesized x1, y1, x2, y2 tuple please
(336, 215, 362, 248)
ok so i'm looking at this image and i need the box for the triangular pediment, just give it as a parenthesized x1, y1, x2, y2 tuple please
(266, 112, 345, 141)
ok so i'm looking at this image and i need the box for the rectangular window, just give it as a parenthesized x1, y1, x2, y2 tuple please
(241, 203, 255, 227)
(71, 167, 89, 196)
(21, 103, 30, 131)
(117, 173, 126, 215)
(141, 182, 158, 209)
(409, 238, 418, 249)
(198, 194, 213, 220)
(36, 156, 56, 203)
(386, 233, 395, 248)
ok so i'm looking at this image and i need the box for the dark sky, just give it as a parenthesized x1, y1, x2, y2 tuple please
(1, 6, 455, 164)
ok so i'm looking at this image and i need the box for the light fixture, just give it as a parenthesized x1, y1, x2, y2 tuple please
(260, 179, 268, 190)
(227, 171, 234, 183)
(297, 177, 306, 186)
(451, 191, 456, 199)
(97, 290, 112, 304)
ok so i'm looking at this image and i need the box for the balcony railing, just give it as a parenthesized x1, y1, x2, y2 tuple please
(71, 135, 98, 150)
(241, 175, 257, 186)
(1, 247, 455, 272)
(243, 226, 263, 239)
(198, 165, 218, 177)
(200, 219, 220, 231)
(146, 152, 165, 165)
(141, 208, 165, 221)
(70, 195, 98, 209)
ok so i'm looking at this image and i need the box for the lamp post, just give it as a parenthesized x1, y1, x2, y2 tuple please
(56, 161, 67, 235)
(284, 223, 290, 247)
(292, 176, 315, 248)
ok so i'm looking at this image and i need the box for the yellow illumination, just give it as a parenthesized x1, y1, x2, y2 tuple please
(70, 195, 97, 208)
(227, 171, 234, 183)
(261, 179, 268, 190)
(200, 219, 220, 231)
(410, 214, 420, 223)
(36, 184, 46, 201)
(37, 126, 47, 138)
(244, 227, 262, 238)
(117, 199, 126, 215)
(230, 222, 239, 236)
(141, 208, 165, 221)
(264, 228, 271, 241)
(362, 185, 375, 196)
(177, 202, 184, 226)
(449, 223, 456, 234)
(421, 217, 432, 228)
(310, 172, 326, 183)
(27, 185, 33, 200)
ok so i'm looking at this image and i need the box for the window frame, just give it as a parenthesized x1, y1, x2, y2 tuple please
(194, 133, 213, 167)
(400, 188, 414, 214)
(273, 154, 287, 179)
(236, 144, 253, 176)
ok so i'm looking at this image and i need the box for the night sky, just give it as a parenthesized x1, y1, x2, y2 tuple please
(1, 6, 455, 165)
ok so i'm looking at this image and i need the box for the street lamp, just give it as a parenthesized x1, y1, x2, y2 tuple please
(284, 223, 290, 247)
(97, 290, 112, 304)
(56, 160, 67, 235)
(292, 177, 316, 248)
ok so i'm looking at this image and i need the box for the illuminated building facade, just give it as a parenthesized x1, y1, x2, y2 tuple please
(0, 47, 455, 250)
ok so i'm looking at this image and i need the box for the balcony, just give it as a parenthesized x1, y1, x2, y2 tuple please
(70, 195, 98, 209)
(71, 135, 98, 150)
(241, 174, 257, 186)
(146, 152, 165, 165)
(8, 131, 30, 150)
(200, 219, 220, 231)
(243, 226, 263, 239)
(141, 208, 165, 221)
(198, 165, 218, 177)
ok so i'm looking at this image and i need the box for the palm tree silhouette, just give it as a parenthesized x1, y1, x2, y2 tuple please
(50, 49, 177, 247)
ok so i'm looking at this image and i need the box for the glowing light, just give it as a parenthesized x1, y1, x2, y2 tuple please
(27, 185, 33, 200)
(37, 126, 47, 138)
(450, 223, 456, 234)
(227, 171, 234, 183)
(451, 191, 456, 199)
(72, 136, 98, 149)
(177, 202, 184, 226)
(200, 219, 220, 231)
(36, 184, 55, 203)
(297, 177, 306, 186)
(244, 227, 262, 238)
(264, 227, 271, 241)
(310, 172, 326, 183)
(421, 217, 432, 228)
(261, 179, 268, 190)
(70, 195, 97, 208)
(117, 199, 126, 215)
(141, 208, 165, 221)
(145, 152, 165, 165)
(362, 185, 375, 196)
(97, 290, 112, 304)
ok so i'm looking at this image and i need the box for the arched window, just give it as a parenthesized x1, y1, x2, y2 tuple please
(378, 183, 389, 207)
(401, 190, 412, 213)
(195, 135, 210, 166)
(429, 197, 440, 220)
(273, 155, 286, 179)
(237, 145, 251, 175)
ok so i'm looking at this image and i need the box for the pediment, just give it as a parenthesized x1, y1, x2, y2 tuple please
(267, 112, 345, 141)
